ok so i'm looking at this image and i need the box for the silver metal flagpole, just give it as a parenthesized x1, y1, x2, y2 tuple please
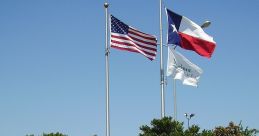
(173, 78, 177, 120)
(159, 0, 165, 118)
(172, 45, 178, 120)
(104, 2, 110, 136)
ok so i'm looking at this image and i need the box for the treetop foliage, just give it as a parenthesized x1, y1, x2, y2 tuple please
(139, 116, 257, 136)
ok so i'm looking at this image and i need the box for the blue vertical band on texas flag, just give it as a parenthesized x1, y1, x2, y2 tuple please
(166, 8, 181, 46)
(166, 8, 216, 58)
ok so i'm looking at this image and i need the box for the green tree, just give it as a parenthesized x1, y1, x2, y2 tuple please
(184, 125, 201, 136)
(214, 122, 257, 136)
(200, 130, 214, 136)
(139, 117, 257, 136)
(139, 116, 211, 136)
(139, 117, 184, 136)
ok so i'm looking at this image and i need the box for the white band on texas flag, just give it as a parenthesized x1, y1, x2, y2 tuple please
(166, 8, 216, 58)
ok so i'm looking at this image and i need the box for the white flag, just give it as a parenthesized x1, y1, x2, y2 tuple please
(167, 46, 203, 87)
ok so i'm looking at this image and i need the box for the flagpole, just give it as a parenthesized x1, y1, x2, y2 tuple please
(159, 0, 165, 118)
(104, 2, 110, 136)
(173, 46, 177, 120)
(173, 78, 177, 120)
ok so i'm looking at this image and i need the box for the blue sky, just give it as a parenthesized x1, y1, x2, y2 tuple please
(0, 0, 259, 136)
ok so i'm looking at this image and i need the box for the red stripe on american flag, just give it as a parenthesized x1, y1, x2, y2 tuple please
(111, 35, 157, 52)
(128, 34, 157, 46)
(111, 40, 157, 56)
(112, 34, 156, 47)
(129, 28, 157, 41)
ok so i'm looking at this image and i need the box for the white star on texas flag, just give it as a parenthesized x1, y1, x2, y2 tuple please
(171, 24, 177, 32)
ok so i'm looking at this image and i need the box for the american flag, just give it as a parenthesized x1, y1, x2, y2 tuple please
(110, 15, 157, 60)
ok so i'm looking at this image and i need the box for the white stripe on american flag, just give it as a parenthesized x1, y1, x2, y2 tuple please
(111, 33, 157, 60)
(110, 37, 157, 56)
(111, 38, 157, 55)
(111, 33, 157, 51)
(128, 33, 157, 45)
(111, 39, 157, 55)
(128, 28, 157, 43)
(111, 43, 156, 60)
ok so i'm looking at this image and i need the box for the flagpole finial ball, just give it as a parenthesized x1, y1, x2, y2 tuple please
(104, 3, 109, 8)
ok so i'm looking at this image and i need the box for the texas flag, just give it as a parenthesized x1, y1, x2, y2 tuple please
(166, 8, 216, 58)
